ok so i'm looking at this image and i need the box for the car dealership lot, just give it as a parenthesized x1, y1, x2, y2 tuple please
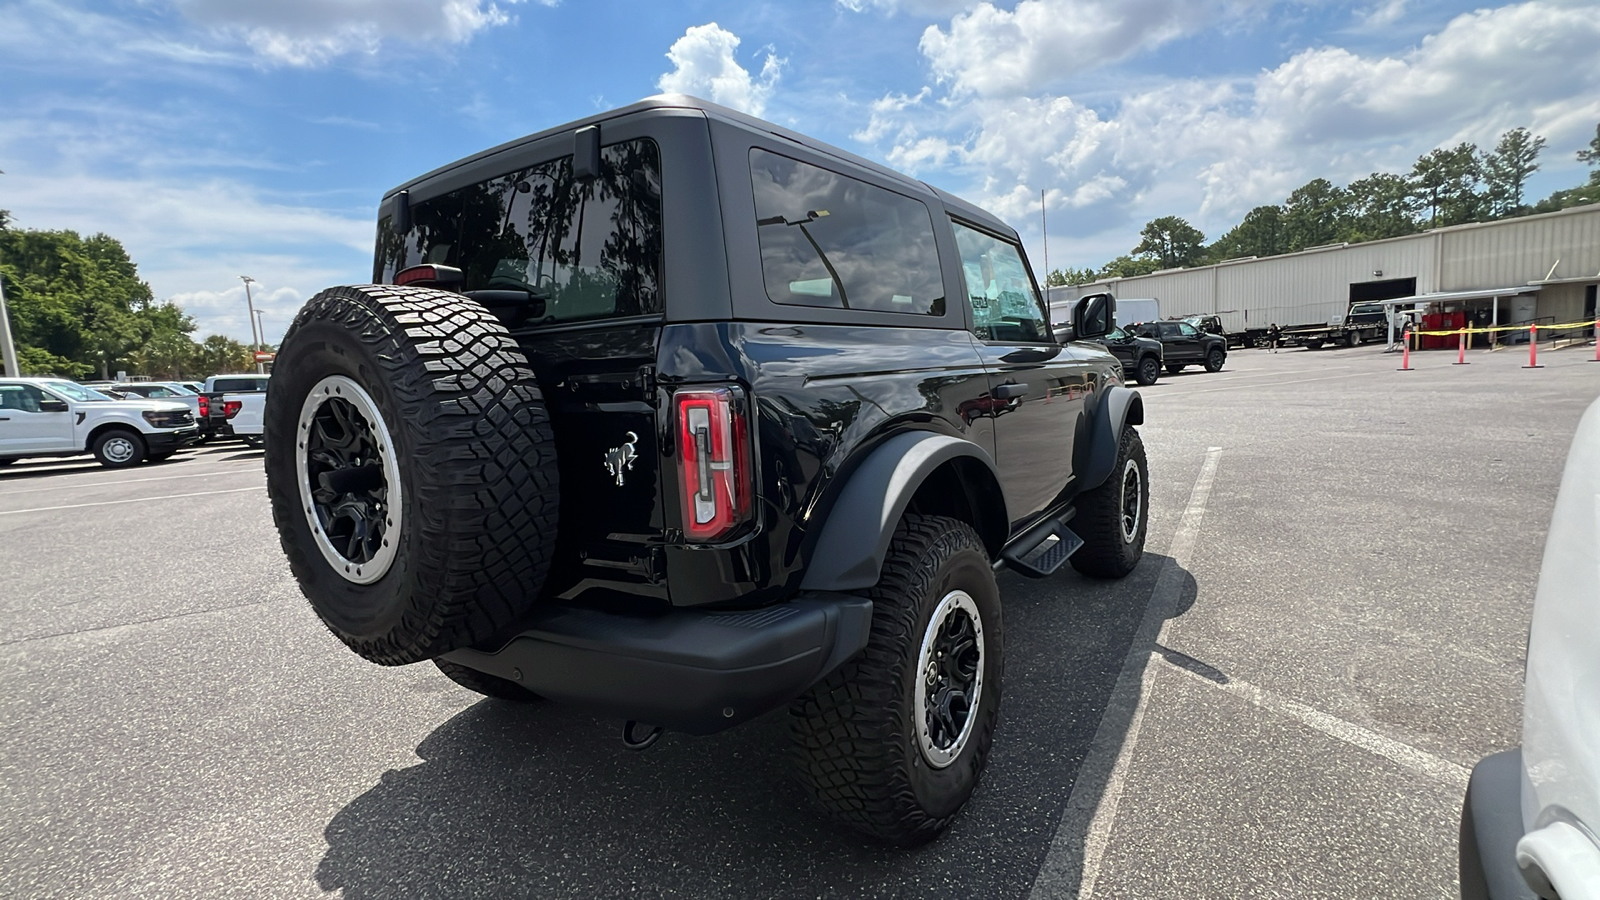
(1, 345, 1594, 899)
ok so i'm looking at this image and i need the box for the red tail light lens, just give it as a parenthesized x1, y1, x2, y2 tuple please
(224, 400, 242, 419)
(676, 387, 752, 541)
(197, 395, 209, 417)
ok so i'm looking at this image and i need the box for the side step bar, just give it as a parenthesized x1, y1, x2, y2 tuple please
(998, 507, 1084, 578)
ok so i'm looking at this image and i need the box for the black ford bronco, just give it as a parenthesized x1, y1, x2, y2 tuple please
(264, 95, 1147, 845)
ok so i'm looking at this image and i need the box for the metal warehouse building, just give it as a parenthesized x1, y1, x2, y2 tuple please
(1049, 203, 1600, 343)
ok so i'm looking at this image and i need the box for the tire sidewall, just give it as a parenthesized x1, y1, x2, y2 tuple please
(265, 317, 419, 642)
(1138, 357, 1160, 386)
(94, 429, 145, 468)
(900, 541, 1003, 820)
(1114, 431, 1150, 564)
(1206, 348, 1225, 372)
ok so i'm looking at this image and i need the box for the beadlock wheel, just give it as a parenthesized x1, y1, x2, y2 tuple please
(1120, 457, 1143, 544)
(914, 589, 986, 768)
(295, 375, 403, 585)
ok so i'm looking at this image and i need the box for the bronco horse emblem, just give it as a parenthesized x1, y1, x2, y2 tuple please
(604, 431, 639, 486)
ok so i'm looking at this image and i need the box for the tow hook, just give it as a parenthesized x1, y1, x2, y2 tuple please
(622, 720, 664, 751)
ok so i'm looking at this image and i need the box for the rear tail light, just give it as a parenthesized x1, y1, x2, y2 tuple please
(197, 395, 209, 417)
(676, 387, 752, 542)
(394, 264, 465, 288)
(224, 400, 242, 419)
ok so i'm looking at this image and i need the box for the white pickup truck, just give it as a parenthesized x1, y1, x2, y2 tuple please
(0, 378, 200, 468)
(203, 374, 269, 449)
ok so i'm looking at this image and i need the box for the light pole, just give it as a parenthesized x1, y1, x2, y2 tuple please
(0, 271, 18, 377)
(240, 275, 263, 374)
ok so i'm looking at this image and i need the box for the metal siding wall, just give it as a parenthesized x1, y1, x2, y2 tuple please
(1440, 206, 1600, 289)
(1217, 236, 1434, 331)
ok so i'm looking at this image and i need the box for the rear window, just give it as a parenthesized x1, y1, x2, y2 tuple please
(749, 149, 944, 316)
(212, 378, 267, 393)
(377, 138, 664, 326)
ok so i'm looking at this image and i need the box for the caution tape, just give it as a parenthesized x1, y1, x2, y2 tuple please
(1407, 319, 1600, 337)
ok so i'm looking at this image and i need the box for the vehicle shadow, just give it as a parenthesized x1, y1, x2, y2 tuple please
(315, 557, 1199, 899)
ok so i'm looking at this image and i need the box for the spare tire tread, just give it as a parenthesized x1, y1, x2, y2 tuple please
(267, 284, 558, 665)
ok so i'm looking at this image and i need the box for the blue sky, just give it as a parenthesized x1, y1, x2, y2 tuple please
(2, 0, 1597, 343)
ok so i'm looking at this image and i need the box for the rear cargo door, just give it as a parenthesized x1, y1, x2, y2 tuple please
(376, 133, 670, 603)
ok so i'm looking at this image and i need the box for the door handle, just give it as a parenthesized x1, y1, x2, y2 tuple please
(993, 383, 1028, 400)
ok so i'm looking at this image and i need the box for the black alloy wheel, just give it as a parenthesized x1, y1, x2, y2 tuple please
(1136, 356, 1160, 386)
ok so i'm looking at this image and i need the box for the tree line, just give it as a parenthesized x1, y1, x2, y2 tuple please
(1047, 123, 1600, 286)
(0, 213, 257, 380)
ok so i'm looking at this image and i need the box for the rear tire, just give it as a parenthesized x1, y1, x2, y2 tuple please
(264, 284, 560, 666)
(434, 659, 542, 702)
(1204, 348, 1225, 373)
(92, 429, 146, 468)
(1070, 426, 1148, 579)
(1346, 331, 1363, 347)
(790, 514, 1002, 846)
(1135, 356, 1160, 386)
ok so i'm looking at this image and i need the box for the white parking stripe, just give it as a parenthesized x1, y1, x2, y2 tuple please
(1158, 657, 1470, 790)
(1030, 447, 1224, 900)
(1, 468, 263, 496)
(0, 486, 262, 516)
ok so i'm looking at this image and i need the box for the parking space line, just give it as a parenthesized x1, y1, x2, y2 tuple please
(1, 469, 263, 496)
(1156, 655, 1471, 790)
(1162, 369, 1384, 397)
(1030, 447, 1224, 900)
(0, 486, 262, 516)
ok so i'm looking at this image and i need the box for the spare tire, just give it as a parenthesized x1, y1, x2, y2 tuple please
(264, 284, 559, 665)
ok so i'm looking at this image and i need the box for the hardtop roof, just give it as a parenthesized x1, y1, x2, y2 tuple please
(382, 94, 1017, 240)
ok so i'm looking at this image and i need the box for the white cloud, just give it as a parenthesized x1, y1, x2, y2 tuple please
(3, 171, 373, 340)
(657, 23, 783, 117)
(837, 0, 978, 14)
(169, 0, 536, 66)
(919, 0, 1267, 97)
(857, 0, 1600, 266)
(1361, 0, 1409, 27)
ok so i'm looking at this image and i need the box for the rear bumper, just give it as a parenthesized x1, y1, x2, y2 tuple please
(1460, 748, 1538, 900)
(442, 592, 874, 735)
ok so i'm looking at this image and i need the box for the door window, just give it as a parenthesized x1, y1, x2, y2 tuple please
(0, 384, 45, 412)
(749, 149, 944, 316)
(1177, 323, 1200, 337)
(1159, 322, 1182, 339)
(951, 221, 1049, 343)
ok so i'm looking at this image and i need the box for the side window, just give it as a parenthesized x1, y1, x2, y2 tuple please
(951, 221, 1049, 342)
(378, 138, 665, 325)
(1177, 323, 1199, 337)
(1159, 323, 1181, 339)
(749, 149, 944, 316)
(0, 385, 44, 412)
(146, 387, 175, 398)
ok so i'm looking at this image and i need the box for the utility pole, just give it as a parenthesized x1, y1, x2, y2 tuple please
(0, 272, 18, 377)
(1040, 189, 1049, 291)
(240, 275, 263, 374)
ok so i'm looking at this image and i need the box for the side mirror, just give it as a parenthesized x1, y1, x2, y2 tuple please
(39, 398, 69, 413)
(1074, 293, 1115, 340)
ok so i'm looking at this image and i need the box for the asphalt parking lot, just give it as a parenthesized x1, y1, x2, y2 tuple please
(2, 341, 1595, 899)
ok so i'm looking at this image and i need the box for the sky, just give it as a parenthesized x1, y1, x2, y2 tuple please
(2, 0, 1598, 344)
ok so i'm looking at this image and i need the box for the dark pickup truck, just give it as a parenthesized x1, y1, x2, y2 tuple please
(263, 95, 1149, 846)
(1133, 319, 1228, 373)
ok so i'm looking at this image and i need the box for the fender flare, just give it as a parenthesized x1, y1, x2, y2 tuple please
(1073, 385, 1144, 494)
(800, 432, 1003, 592)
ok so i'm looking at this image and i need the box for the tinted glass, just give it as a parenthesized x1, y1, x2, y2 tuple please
(750, 149, 943, 316)
(378, 138, 664, 325)
(1159, 323, 1181, 338)
(212, 378, 267, 393)
(1177, 323, 1199, 336)
(952, 221, 1049, 342)
(1107, 327, 1128, 340)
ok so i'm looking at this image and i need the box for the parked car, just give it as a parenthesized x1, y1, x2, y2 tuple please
(1132, 320, 1228, 373)
(104, 382, 214, 443)
(1460, 395, 1600, 900)
(262, 94, 1149, 846)
(0, 377, 199, 467)
(1051, 302, 1164, 386)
